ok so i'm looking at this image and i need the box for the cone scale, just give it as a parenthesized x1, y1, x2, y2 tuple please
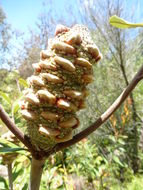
(20, 25, 102, 151)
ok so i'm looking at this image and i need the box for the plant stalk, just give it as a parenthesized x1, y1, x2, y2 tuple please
(7, 163, 13, 190)
(29, 157, 46, 190)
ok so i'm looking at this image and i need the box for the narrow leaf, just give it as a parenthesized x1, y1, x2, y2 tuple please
(110, 15, 143, 29)
(13, 168, 23, 182)
(0, 176, 8, 189)
(0, 91, 11, 105)
(22, 183, 28, 190)
(0, 147, 25, 154)
(19, 78, 28, 88)
(12, 101, 20, 115)
(113, 156, 124, 167)
(0, 138, 19, 148)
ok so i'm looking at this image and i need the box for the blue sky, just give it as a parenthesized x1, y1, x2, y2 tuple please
(1, 0, 143, 35)
(0, 0, 81, 34)
(1, 0, 43, 31)
(0, 0, 143, 69)
(0, 0, 82, 68)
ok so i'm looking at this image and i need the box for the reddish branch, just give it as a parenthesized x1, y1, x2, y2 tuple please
(0, 64, 143, 159)
(0, 105, 35, 154)
(43, 64, 143, 156)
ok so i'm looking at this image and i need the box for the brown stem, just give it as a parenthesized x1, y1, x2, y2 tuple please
(118, 30, 141, 172)
(7, 163, 13, 190)
(1, 64, 143, 159)
(0, 105, 34, 154)
(47, 64, 143, 155)
(29, 157, 46, 190)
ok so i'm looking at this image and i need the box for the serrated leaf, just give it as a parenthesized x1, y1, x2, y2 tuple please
(0, 91, 11, 105)
(110, 15, 143, 29)
(19, 78, 28, 88)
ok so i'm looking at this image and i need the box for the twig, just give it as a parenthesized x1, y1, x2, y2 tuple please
(7, 163, 13, 190)
(45, 64, 143, 156)
(0, 105, 34, 154)
(0, 64, 143, 159)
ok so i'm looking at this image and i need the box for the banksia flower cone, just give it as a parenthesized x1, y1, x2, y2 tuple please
(20, 25, 102, 151)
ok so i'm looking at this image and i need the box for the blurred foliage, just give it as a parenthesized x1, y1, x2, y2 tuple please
(0, 6, 11, 50)
(0, 5, 12, 69)
(0, 0, 143, 189)
(0, 71, 143, 189)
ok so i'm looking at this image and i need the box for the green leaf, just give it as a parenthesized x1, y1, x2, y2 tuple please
(19, 78, 28, 88)
(12, 101, 20, 115)
(118, 138, 125, 145)
(0, 176, 8, 189)
(0, 138, 27, 155)
(139, 83, 143, 94)
(0, 91, 11, 105)
(113, 156, 124, 167)
(13, 168, 24, 182)
(110, 15, 143, 29)
(0, 138, 19, 148)
(22, 183, 28, 190)
(0, 147, 25, 154)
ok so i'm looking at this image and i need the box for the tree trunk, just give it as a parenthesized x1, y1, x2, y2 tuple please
(29, 157, 46, 190)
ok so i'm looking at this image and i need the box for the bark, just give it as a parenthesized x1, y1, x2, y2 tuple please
(0, 104, 37, 157)
(0, 64, 143, 159)
(44, 64, 143, 156)
(7, 163, 13, 190)
(0, 64, 143, 190)
(29, 157, 46, 190)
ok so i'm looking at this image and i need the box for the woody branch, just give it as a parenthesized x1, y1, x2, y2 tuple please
(0, 64, 143, 159)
